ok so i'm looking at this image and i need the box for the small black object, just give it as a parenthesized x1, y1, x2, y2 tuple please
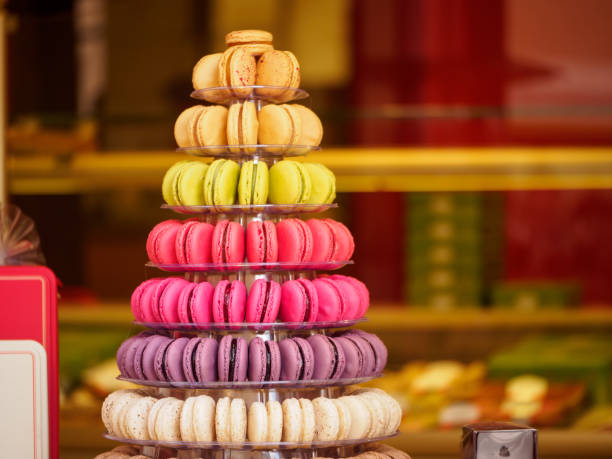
(499, 445, 510, 457)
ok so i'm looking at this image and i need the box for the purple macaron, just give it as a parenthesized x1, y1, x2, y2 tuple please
(307, 334, 346, 380)
(335, 335, 369, 378)
(116, 335, 141, 378)
(248, 337, 281, 382)
(279, 337, 314, 381)
(141, 335, 172, 381)
(182, 337, 218, 383)
(343, 330, 387, 375)
(218, 335, 248, 382)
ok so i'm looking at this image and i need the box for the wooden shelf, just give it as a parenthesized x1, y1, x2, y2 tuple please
(58, 302, 612, 331)
(9, 147, 612, 194)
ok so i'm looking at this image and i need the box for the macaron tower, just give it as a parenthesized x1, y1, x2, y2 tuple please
(99, 29, 406, 459)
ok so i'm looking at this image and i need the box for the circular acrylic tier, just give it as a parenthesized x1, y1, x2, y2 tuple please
(117, 374, 380, 390)
(146, 260, 353, 273)
(162, 202, 337, 216)
(134, 317, 366, 332)
(177, 144, 320, 158)
(190, 85, 309, 105)
(103, 431, 398, 451)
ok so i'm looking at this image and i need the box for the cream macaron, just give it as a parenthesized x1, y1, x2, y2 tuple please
(225, 29, 274, 56)
(124, 396, 157, 440)
(312, 397, 340, 441)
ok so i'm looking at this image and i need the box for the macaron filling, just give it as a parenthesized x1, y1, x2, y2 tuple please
(184, 286, 196, 324)
(264, 341, 272, 381)
(259, 281, 272, 322)
(228, 338, 238, 381)
(190, 340, 201, 381)
(262, 222, 269, 262)
(296, 342, 305, 380)
(221, 223, 231, 264)
(160, 344, 171, 381)
(327, 337, 340, 378)
(296, 280, 311, 321)
(361, 336, 378, 373)
(223, 282, 232, 322)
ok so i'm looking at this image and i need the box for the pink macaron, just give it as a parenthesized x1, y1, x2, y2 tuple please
(175, 220, 214, 264)
(245, 278, 281, 323)
(312, 277, 346, 322)
(146, 220, 182, 264)
(246, 220, 278, 263)
(276, 218, 313, 264)
(279, 278, 319, 323)
(131, 278, 161, 321)
(308, 219, 355, 262)
(212, 220, 245, 265)
(212, 280, 247, 323)
(330, 275, 369, 318)
(177, 281, 214, 325)
(156, 277, 190, 324)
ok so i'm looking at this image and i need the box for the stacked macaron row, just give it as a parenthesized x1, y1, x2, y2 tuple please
(174, 103, 322, 150)
(131, 275, 369, 326)
(147, 217, 353, 267)
(102, 388, 401, 444)
(116, 330, 386, 385)
(163, 159, 335, 207)
(191, 30, 301, 100)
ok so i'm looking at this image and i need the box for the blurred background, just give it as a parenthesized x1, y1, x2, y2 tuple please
(3, 0, 612, 458)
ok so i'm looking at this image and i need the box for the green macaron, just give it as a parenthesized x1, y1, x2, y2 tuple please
(304, 163, 336, 204)
(238, 160, 269, 205)
(162, 160, 190, 205)
(203, 159, 240, 206)
(175, 161, 209, 206)
(269, 160, 312, 205)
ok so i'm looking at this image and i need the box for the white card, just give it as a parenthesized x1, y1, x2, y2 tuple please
(0, 340, 49, 459)
(476, 430, 535, 458)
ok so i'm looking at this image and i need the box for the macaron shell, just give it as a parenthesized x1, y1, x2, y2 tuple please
(179, 396, 197, 441)
(280, 104, 302, 146)
(146, 220, 181, 264)
(151, 278, 175, 322)
(241, 101, 259, 148)
(358, 392, 388, 438)
(238, 160, 269, 205)
(192, 395, 216, 441)
(158, 278, 190, 324)
(256, 50, 299, 91)
(225, 29, 273, 46)
(351, 331, 388, 374)
(304, 163, 335, 204)
(332, 275, 369, 318)
(247, 401, 267, 442)
(182, 337, 202, 383)
(212, 220, 245, 264)
(177, 221, 214, 264)
(155, 398, 183, 441)
(266, 400, 283, 442)
(146, 398, 165, 440)
(211, 160, 241, 206)
(298, 398, 315, 442)
(307, 219, 334, 262)
(279, 278, 318, 323)
(121, 336, 142, 379)
(124, 396, 156, 440)
(215, 397, 231, 441)
(246, 220, 278, 263)
(281, 398, 303, 442)
(176, 161, 209, 206)
(142, 335, 171, 381)
(212, 280, 247, 323)
(218, 335, 248, 382)
(332, 277, 361, 320)
(276, 218, 313, 263)
(308, 335, 346, 380)
(248, 337, 281, 382)
(131, 279, 161, 321)
(192, 53, 222, 90)
(332, 398, 352, 440)
(174, 106, 205, 147)
(133, 335, 156, 379)
(294, 337, 314, 380)
(335, 336, 362, 379)
(312, 397, 340, 441)
(258, 104, 293, 145)
(162, 160, 190, 205)
(184, 281, 214, 324)
(196, 105, 229, 146)
(230, 398, 247, 442)
(338, 395, 371, 439)
(164, 337, 190, 381)
(246, 279, 281, 323)
(291, 104, 322, 146)
(226, 102, 242, 151)
(228, 47, 256, 97)
(268, 160, 312, 205)
(153, 339, 173, 381)
(312, 278, 344, 322)
(326, 219, 355, 260)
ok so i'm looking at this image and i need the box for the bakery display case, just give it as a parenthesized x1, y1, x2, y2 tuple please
(4, 1, 612, 458)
